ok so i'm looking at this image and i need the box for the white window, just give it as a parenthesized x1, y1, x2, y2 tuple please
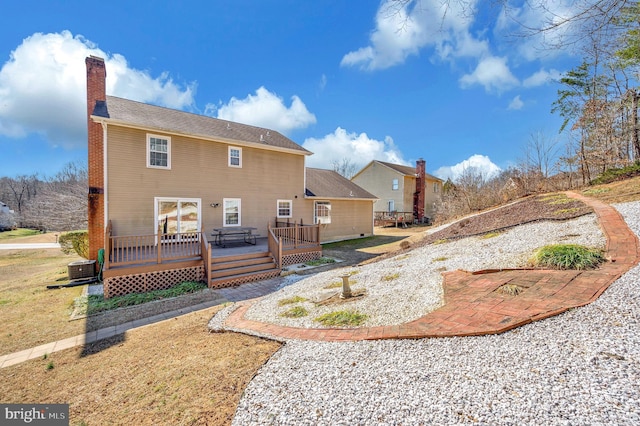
(229, 146, 242, 168)
(277, 199, 292, 218)
(223, 198, 241, 226)
(433, 182, 440, 193)
(392, 178, 399, 190)
(147, 134, 171, 169)
(314, 201, 331, 224)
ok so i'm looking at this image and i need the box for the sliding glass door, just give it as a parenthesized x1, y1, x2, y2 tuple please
(155, 197, 201, 240)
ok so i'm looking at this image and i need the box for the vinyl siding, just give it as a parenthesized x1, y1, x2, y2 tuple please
(352, 162, 411, 212)
(106, 125, 307, 237)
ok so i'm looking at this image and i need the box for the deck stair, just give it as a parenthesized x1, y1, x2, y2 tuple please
(210, 251, 281, 287)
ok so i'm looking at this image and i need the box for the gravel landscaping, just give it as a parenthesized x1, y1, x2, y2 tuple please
(232, 201, 640, 425)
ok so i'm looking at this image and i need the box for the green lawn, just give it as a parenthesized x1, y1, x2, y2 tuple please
(0, 228, 41, 240)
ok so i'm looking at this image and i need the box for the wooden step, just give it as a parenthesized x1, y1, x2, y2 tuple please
(211, 255, 273, 271)
(209, 251, 280, 286)
(210, 261, 277, 279)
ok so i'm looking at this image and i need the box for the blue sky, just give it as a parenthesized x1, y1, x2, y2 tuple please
(0, 0, 581, 180)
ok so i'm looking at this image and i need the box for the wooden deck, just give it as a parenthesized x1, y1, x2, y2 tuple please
(102, 221, 322, 297)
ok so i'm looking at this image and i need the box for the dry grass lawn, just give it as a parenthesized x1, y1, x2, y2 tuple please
(0, 306, 281, 425)
(0, 247, 86, 353)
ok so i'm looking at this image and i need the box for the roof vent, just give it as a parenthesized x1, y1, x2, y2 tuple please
(260, 134, 264, 142)
(226, 123, 231, 130)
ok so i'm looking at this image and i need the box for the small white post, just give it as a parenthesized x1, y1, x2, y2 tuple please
(340, 274, 352, 299)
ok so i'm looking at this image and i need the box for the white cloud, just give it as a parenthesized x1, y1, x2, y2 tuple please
(341, 0, 481, 71)
(434, 154, 501, 181)
(211, 87, 316, 135)
(508, 95, 524, 110)
(523, 68, 561, 87)
(303, 127, 407, 170)
(459, 55, 519, 93)
(0, 31, 195, 148)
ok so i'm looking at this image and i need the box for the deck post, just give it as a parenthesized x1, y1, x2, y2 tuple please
(157, 234, 162, 264)
(104, 221, 111, 271)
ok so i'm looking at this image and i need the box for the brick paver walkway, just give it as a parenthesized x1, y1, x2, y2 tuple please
(222, 192, 640, 341)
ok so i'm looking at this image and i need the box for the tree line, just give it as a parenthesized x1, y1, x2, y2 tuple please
(0, 162, 88, 232)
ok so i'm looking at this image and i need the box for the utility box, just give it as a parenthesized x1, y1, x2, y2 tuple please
(67, 260, 96, 280)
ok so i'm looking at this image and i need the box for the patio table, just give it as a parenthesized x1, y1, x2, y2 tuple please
(212, 227, 258, 247)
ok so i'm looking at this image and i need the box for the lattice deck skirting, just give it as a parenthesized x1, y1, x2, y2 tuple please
(282, 250, 322, 267)
(104, 266, 205, 298)
(209, 269, 282, 289)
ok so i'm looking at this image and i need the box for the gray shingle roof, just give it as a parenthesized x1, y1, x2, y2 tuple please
(92, 96, 311, 155)
(377, 161, 443, 182)
(305, 168, 377, 199)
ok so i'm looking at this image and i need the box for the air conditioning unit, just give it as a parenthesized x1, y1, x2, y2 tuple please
(67, 260, 96, 280)
(316, 216, 331, 224)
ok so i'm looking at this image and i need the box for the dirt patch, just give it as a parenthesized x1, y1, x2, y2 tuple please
(313, 289, 367, 306)
(0, 306, 281, 426)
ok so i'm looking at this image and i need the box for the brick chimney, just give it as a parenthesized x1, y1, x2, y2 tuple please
(414, 158, 426, 223)
(86, 56, 106, 262)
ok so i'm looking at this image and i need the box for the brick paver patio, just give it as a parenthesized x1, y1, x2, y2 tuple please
(221, 192, 640, 341)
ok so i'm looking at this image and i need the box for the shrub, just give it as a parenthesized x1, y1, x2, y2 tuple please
(590, 162, 640, 185)
(280, 306, 309, 318)
(305, 257, 336, 266)
(381, 272, 400, 281)
(278, 296, 308, 306)
(59, 230, 89, 259)
(314, 310, 368, 326)
(87, 281, 207, 314)
(529, 244, 604, 270)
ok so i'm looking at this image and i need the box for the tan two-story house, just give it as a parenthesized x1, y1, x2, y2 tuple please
(351, 160, 443, 224)
(86, 56, 376, 297)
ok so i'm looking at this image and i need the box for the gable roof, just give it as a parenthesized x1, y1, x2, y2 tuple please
(353, 160, 443, 182)
(377, 161, 416, 176)
(305, 168, 377, 200)
(92, 96, 312, 155)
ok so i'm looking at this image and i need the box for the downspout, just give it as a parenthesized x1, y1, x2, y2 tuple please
(101, 121, 108, 228)
(371, 200, 376, 236)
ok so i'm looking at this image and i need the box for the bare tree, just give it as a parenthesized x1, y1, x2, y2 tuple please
(332, 158, 359, 179)
(25, 163, 88, 231)
(0, 162, 87, 231)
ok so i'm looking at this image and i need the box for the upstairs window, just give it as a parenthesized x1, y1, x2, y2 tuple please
(392, 178, 399, 190)
(433, 182, 440, 193)
(147, 134, 171, 169)
(229, 146, 242, 168)
(277, 200, 292, 218)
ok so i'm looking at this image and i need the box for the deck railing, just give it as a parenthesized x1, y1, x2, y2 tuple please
(105, 227, 203, 268)
(272, 222, 320, 250)
(267, 224, 283, 268)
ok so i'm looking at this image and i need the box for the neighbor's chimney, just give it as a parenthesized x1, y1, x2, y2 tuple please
(86, 56, 106, 263)
(415, 158, 426, 222)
